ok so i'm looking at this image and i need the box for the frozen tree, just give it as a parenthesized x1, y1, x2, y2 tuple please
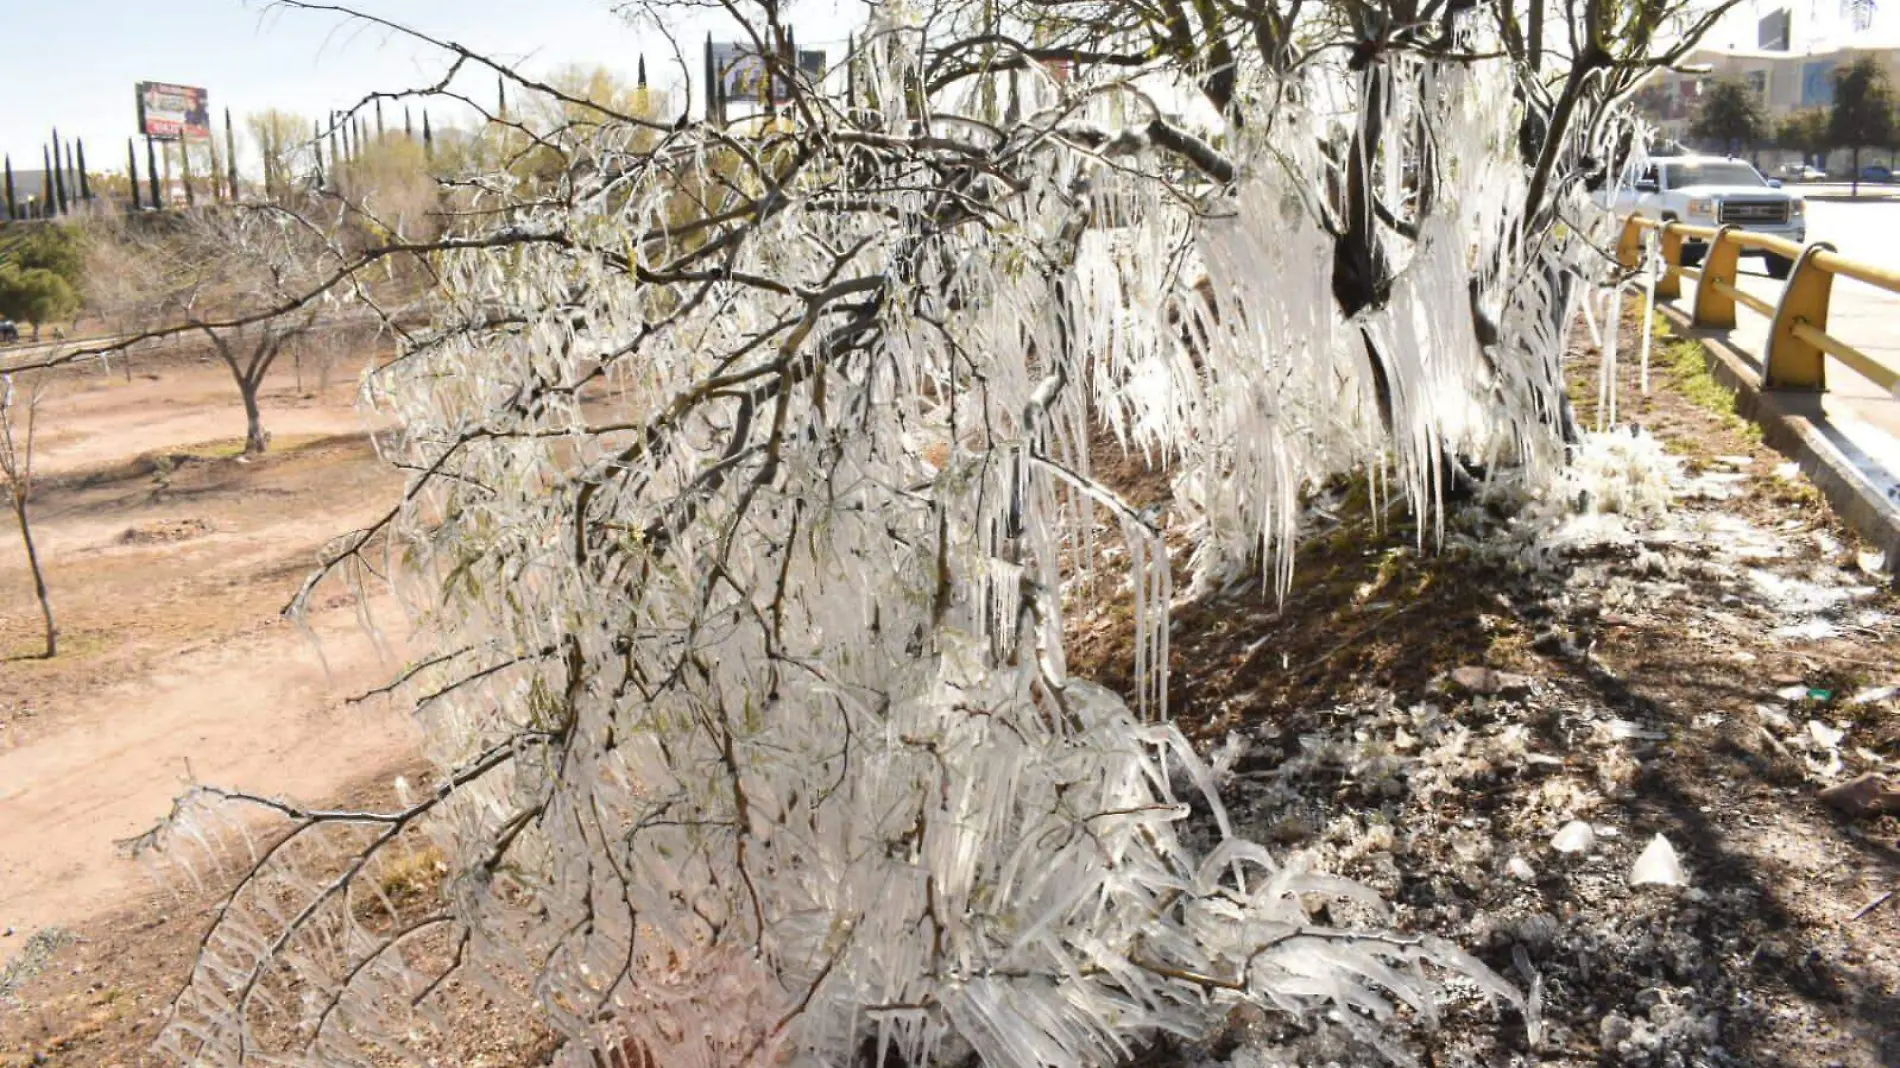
(120, 0, 1743, 1064)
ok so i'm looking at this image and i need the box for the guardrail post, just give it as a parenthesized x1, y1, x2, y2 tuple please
(1616, 215, 1647, 271)
(1764, 241, 1836, 391)
(1656, 224, 1685, 300)
(1692, 224, 1742, 329)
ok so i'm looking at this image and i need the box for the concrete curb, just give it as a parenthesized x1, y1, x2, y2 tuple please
(1656, 305, 1900, 581)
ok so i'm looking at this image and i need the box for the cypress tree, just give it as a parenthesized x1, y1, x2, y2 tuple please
(313, 119, 326, 185)
(422, 111, 434, 160)
(639, 54, 648, 88)
(127, 139, 141, 211)
(376, 99, 385, 139)
(64, 141, 79, 206)
(328, 117, 341, 183)
(846, 33, 856, 108)
(4, 155, 15, 221)
(497, 76, 507, 119)
(225, 109, 239, 199)
(50, 131, 68, 214)
(43, 144, 56, 217)
(705, 34, 717, 122)
(178, 138, 195, 207)
(404, 106, 414, 139)
(785, 25, 798, 103)
(207, 133, 224, 201)
(146, 138, 160, 208)
(76, 140, 91, 201)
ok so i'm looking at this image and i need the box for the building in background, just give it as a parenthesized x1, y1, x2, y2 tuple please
(1634, 38, 1900, 171)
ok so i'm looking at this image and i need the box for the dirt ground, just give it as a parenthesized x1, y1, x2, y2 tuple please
(4, 306, 1899, 1068)
(0, 352, 417, 944)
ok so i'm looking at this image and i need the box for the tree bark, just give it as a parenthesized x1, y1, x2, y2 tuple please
(9, 495, 56, 658)
(240, 379, 270, 455)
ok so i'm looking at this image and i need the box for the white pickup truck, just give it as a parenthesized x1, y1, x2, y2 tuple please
(1611, 155, 1807, 278)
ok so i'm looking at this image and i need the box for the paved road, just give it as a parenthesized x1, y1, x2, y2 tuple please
(1726, 200, 1900, 437)
(1669, 198, 1900, 515)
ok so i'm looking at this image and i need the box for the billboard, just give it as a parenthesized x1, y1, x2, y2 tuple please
(1801, 60, 1837, 107)
(136, 82, 210, 141)
(1757, 8, 1791, 51)
(711, 43, 825, 104)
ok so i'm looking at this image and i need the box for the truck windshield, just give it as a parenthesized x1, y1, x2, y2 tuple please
(1664, 162, 1765, 188)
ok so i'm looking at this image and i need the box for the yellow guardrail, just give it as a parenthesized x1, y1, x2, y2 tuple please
(1616, 215, 1900, 394)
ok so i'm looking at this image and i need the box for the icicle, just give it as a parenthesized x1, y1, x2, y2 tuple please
(1639, 233, 1659, 394)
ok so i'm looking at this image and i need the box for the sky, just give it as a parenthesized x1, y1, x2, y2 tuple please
(5, 0, 1898, 183)
(1, 0, 864, 179)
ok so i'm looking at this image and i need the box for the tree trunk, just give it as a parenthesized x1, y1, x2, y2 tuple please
(240, 379, 269, 454)
(1852, 146, 1861, 197)
(10, 496, 56, 657)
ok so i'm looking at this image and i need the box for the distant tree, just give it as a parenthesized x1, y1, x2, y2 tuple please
(86, 213, 331, 454)
(5, 224, 87, 292)
(40, 146, 54, 219)
(248, 109, 312, 203)
(75, 140, 92, 201)
(1830, 56, 1897, 195)
(50, 130, 67, 215)
(1690, 77, 1769, 157)
(0, 372, 57, 659)
(338, 134, 437, 242)
(0, 267, 80, 340)
(1777, 107, 1832, 167)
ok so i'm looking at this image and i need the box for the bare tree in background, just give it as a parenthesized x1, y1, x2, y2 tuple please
(1, 373, 56, 659)
(87, 211, 337, 454)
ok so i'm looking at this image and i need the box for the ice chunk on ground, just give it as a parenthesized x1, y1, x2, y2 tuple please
(1808, 720, 1845, 749)
(1551, 820, 1596, 854)
(1630, 834, 1686, 887)
(1848, 685, 1897, 706)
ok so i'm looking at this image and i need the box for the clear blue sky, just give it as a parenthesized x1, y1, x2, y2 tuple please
(1, 0, 861, 178)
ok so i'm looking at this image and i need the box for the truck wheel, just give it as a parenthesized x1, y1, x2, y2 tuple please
(1763, 252, 1794, 280)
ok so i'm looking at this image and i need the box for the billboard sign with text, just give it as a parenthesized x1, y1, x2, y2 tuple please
(711, 43, 825, 104)
(136, 82, 210, 141)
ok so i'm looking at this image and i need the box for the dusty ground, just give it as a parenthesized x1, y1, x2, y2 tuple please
(4, 306, 1899, 1068)
(0, 351, 417, 955)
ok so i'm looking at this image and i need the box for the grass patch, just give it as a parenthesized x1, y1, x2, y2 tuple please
(1649, 315, 1763, 445)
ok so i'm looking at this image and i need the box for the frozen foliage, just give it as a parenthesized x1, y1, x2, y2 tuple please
(139, 0, 1720, 1064)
